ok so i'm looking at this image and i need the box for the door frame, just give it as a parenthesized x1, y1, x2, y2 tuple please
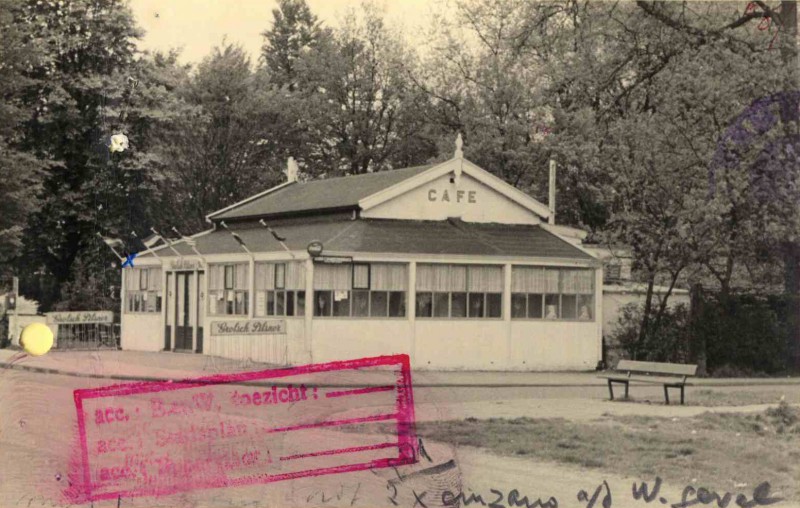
(167, 269, 205, 352)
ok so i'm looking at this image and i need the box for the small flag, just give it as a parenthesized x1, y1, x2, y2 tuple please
(102, 237, 124, 249)
(230, 231, 247, 247)
(142, 234, 161, 249)
(259, 219, 286, 241)
(220, 221, 251, 254)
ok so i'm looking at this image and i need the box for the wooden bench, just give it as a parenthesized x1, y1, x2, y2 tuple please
(598, 360, 698, 405)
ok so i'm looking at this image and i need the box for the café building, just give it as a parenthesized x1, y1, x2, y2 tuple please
(121, 140, 603, 370)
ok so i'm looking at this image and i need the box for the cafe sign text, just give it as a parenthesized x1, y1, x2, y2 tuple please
(46, 311, 114, 324)
(211, 319, 286, 336)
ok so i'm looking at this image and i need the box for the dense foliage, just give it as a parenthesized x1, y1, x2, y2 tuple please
(0, 0, 797, 368)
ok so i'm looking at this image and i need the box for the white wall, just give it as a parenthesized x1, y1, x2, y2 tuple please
(205, 317, 306, 365)
(310, 319, 413, 363)
(121, 313, 163, 352)
(509, 321, 599, 370)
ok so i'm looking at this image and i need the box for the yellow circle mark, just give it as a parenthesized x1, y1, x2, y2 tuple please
(20, 323, 54, 356)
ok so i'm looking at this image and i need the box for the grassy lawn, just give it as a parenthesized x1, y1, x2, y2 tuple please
(615, 388, 800, 407)
(420, 403, 800, 501)
(345, 402, 800, 502)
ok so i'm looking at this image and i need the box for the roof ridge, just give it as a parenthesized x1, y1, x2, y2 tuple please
(299, 164, 433, 184)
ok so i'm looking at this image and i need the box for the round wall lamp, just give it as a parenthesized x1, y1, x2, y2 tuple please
(307, 241, 324, 258)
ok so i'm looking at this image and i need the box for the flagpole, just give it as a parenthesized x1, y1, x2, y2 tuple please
(258, 219, 295, 259)
(171, 226, 207, 264)
(131, 230, 162, 262)
(220, 221, 254, 260)
(96, 232, 125, 262)
(150, 227, 184, 259)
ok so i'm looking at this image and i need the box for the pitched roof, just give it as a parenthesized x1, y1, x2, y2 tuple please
(210, 165, 434, 221)
(140, 218, 594, 261)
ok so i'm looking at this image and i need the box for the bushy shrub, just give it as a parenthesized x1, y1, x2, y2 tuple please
(700, 293, 792, 375)
(609, 302, 690, 363)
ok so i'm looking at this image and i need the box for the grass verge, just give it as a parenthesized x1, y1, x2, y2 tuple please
(344, 401, 800, 501)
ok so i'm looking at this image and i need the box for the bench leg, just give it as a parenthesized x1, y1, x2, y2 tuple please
(681, 386, 685, 405)
(624, 381, 629, 399)
(608, 379, 614, 400)
(663, 385, 670, 405)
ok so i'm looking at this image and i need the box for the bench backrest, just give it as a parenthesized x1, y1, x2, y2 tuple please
(615, 360, 698, 377)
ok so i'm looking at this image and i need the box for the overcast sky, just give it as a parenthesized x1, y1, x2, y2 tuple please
(129, 0, 437, 65)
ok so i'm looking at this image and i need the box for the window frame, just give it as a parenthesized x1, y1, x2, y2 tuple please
(125, 267, 162, 315)
(414, 264, 503, 320)
(209, 263, 249, 316)
(510, 266, 595, 321)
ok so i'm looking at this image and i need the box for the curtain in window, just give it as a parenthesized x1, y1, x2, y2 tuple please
(449, 265, 467, 291)
(562, 269, 594, 294)
(372, 263, 407, 290)
(286, 262, 305, 289)
(314, 264, 351, 290)
(511, 266, 544, 292)
(208, 264, 224, 290)
(255, 263, 275, 291)
(235, 264, 248, 290)
(127, 269, 140, 291)
(353, 264, 370, 289)
(416, 264, 451, 291)
(149, 268, 162, 291)
(467, 265, 502, 292)
(543, 268, 560, 293)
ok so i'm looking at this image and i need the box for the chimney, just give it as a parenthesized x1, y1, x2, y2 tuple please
(286, 157, 299, 183)
(548, 159, 556, 225)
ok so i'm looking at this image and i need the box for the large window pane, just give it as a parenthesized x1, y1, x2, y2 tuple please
(511, 294, 527, 318)
(315, 291, 332, 316)
(468, 293, 484, 318)
(224, 265, 234, 289)
(333, 290, 350, 316)
(577, 295, 593, 320)
(451, 292, 467, 317)
(433, 293, 449, 317)
(416, 292, 433, 318)
(561, 294, 578, 319)
(296, 291, 306, 316)
(286, 291, 295, 316)
(276, 290, 286, 316)
(266, 291, 276, 316)
(544, 294, 559, 319)
(528, 294, 543, 318)
(388, 292, 405, 317)
(370, 291, 389, 317)
(353, 290, 370, 317)
(486, 293, 502, 318)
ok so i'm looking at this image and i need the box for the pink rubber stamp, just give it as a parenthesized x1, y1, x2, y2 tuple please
(67, 354, 416, 502)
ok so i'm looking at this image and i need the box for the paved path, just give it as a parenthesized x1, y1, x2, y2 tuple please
(1, 349, 798, 507)
(2, 349, 799, 387)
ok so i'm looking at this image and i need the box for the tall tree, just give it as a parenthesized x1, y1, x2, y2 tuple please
(261, 0, 327, 90)
(155, 43, 300, 232)
(0, 0, 47, 273)
(293, 5, 438, 176)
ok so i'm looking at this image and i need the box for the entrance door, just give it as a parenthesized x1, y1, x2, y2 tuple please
(175, 272, 192, 350)
(196, 272, 205, 353)
(170, 271, 204, 352)
(164, 272, 173, 350)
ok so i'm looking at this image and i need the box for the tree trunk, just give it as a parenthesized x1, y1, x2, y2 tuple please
(689, 283, 708, 376)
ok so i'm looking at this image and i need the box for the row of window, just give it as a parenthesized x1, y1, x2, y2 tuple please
(124, 263, 596, 321)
